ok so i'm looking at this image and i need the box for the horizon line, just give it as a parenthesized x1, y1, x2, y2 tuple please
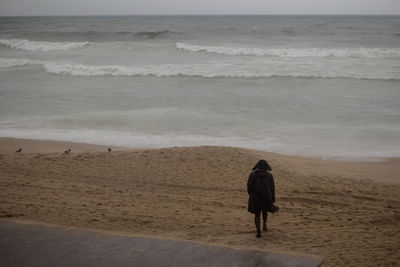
(1, 13, 400, 17)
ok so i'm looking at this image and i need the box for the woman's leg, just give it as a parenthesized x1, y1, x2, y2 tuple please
(262, 209, 268, 231)
(254, 211, 261, 238)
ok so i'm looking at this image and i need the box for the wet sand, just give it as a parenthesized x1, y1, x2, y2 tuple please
(0, 137, 399, 266)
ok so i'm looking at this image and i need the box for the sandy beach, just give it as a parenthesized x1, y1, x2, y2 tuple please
(0, 137, 399, 266)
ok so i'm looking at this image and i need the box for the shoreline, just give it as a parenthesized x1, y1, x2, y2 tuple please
(0, 136, 396, 162)
(0, 137, 124, 154)
(1, 137, 399, 184)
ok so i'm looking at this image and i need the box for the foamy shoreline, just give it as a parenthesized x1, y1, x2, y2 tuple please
(1, 137, 399, 184)
(1, 137, 399, 185)
(0, 137, 124, 154)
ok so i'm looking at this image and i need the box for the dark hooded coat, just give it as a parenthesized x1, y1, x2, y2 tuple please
(247, 169, 275, 214)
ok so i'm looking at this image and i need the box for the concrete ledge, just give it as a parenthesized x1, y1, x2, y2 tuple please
(0, 221, 324, 267)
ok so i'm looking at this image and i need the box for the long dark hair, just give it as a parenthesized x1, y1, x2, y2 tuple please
(252, 159, 271, 171)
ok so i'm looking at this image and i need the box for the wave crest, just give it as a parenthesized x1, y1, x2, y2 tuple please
(8, 30, 182, 42)
(0, 58, 43, 68)
(176, 42, 400, 58)
(134, 30, 177, 38)
(0, 39, 90, 52)
(0, 57, 398, 81)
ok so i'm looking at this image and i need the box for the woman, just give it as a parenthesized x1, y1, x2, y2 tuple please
(247, 159, 276, 238)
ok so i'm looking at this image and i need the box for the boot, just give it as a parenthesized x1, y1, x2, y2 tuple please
(256, 229, 261, 238)
(263, 221, 268, 232)
(255, 215, 262, 238)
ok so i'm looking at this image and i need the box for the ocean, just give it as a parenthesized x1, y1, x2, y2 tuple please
(0, 15, 399, 160)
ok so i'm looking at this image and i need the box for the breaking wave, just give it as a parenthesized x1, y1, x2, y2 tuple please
(0, 39, 90, 52)
(176, 42, 400, 58)
(0, 58, 43, 68)
(0, 57, 398, 81)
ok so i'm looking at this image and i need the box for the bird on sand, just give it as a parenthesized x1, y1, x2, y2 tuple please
(64, 149, 71, 154)
(15, 148, 22, 153)
(108, 147, 112, 152)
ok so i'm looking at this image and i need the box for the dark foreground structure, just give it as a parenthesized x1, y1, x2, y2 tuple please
(0, 221, 323, 267)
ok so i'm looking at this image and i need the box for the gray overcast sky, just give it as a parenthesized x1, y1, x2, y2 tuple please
(0, 0, 399, 16)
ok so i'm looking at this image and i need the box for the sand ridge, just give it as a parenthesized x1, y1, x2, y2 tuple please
(0, 138, 399, 266)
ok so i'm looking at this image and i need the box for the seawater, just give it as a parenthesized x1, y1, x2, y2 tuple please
(0, 15, 399, 160)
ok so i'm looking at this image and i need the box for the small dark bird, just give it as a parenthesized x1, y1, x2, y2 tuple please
(64, 148, 71, 154)
(15, 148, 22, 153)
(108, 147, 112, 152)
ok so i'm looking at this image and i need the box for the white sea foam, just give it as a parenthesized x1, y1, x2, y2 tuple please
(0, 39, 90, 52)
(32, 61, 400, 80)
(1, 57, 398, 80)
(176, 42, 400, 58)
(0, 58, 44, 68)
